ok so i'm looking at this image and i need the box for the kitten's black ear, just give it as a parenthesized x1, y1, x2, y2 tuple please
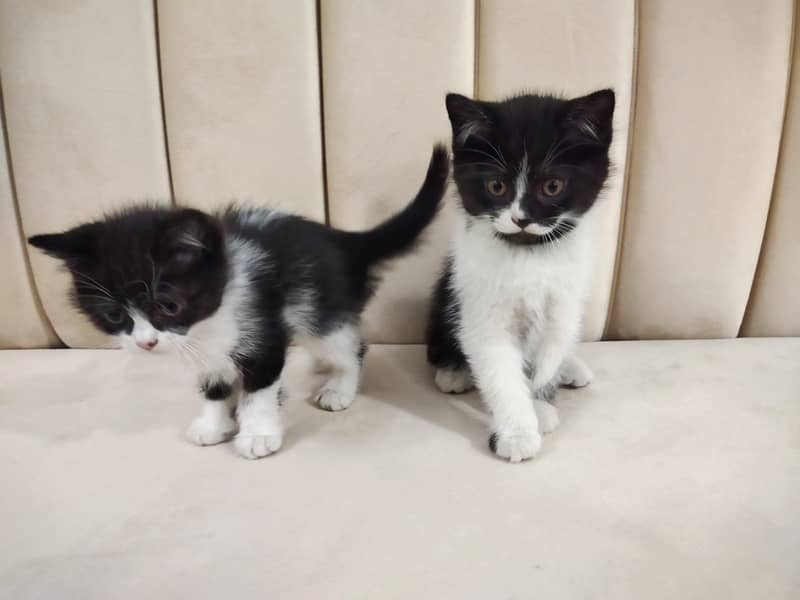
(565, 88, 615, 145)
(446, 93, 491, 145)
(157, 208, 223, 272)
(28, 223, 99, 261)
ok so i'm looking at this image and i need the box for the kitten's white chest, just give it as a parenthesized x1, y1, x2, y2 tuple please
(451, 217, 591, 335)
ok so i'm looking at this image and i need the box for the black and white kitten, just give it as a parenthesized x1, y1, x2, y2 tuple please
(30, 145, 449, 459)
(427, 91, 614, 462)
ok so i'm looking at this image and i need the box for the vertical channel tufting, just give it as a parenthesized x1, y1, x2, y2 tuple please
(741, 3, 800, 337)
(0, 78, 59, 348)
(0, 0, 171, 348)
(316, 0, 331, 225)
(477, 0, 636, 341)
(473, 0, 481, 99)
(603, 0, 640, 340)
(153, 0, 175, 206)
(157, 0, 324, 218)
(607, 0, 793, 340)
(321, 0, 475, 343)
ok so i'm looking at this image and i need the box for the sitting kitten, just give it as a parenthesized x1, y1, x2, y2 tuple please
(427, 91, 614, 462)
(30, 145, 448, 459)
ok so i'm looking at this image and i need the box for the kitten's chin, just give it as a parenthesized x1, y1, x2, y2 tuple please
(494, 231, 551, 246)
(492, 220, 577, 247)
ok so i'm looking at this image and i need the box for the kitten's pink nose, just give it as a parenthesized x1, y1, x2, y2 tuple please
(136, 339, 158, 351)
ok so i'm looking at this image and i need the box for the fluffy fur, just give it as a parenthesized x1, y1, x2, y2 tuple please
(427, 91, 614, 462)
(30, 145, 449, 459)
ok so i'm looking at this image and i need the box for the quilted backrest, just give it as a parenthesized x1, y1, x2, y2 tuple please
(0, 0, 797, 348)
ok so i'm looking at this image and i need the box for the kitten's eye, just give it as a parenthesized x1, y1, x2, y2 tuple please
(103, 309, 125, 325)
(542, 178, 565, 198)
(160, 301, 182, 317)
(485, 178, 507, 197)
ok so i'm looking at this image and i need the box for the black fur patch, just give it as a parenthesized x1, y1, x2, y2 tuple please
(488, 433, 498, 454)
(426, 257, 469, 370)
(201, 379, 233, 401)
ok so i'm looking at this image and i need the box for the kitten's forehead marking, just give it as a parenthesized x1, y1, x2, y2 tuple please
(129, 308, 158, 340)
(513, 151, 529, 205)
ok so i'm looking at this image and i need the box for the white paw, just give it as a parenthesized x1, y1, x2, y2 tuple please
(489, 421, 542, 463)
(559, 356, 593, 388)
(234, 433, 282, 459)
(186, 415, 237, 446)
(434, 367, 474, 394)
(534, 400, 560, 434)
(315, 386, 354, 411)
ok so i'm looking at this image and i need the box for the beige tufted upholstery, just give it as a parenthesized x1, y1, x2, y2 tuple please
(1, 4, 798, 598)
(0, 0, 797, 347)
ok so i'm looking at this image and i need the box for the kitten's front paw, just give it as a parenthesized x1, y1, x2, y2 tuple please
(534, 400, 560, 434)
(434, 367, 474, 394)
(234, 433, 283, 459)
(315, 387, 354, 412)
(489, 422, 542, 463)
(186, 415, 237, 446)
(559, 356, 593, 388)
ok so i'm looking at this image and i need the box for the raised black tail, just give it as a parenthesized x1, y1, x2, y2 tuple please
(338, 144, 449, 268)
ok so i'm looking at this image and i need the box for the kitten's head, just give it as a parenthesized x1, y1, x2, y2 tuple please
(29, 207, 228, 352)
(446, 89, 614, 245)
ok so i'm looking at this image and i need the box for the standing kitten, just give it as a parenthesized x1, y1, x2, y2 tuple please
(30, 145, 448, 459)
(427, 91, 614, 462)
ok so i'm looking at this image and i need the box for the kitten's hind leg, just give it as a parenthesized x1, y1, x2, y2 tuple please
(558, 355, 593, 388)
(305, 323, 363, 412)
(427, 261, 473, 394)
(434, 366, 473, 394)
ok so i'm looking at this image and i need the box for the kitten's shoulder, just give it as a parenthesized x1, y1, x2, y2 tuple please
(220, 205, 291, 231)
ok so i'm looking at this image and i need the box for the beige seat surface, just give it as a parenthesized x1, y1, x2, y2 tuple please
(1, 339, 798, 599)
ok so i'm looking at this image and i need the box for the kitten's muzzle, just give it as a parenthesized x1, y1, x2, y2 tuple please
(136, 338, 158, 351)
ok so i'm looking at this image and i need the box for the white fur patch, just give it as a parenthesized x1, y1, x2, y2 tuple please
(533, 400, 560, 434)
(450, 207, 594, 460)
(558, 354, 593, 388)
(492, 415, 542, 463)
(235, 380, 284, 459)
(186, 400, 237, 446)
(514, 152, 529, 201)
(235, 207, 286, 229)
(434, 367, 473, 394)
(299, 324, 362, 412)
